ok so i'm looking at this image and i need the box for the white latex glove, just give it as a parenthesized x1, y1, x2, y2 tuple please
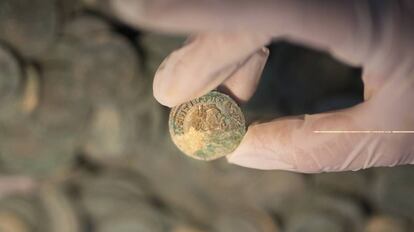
(112, 0, 414, 173)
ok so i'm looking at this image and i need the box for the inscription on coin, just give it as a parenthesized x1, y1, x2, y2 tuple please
(169, 91, 246, 161)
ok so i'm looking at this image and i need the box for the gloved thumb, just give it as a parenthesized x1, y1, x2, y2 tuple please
(228, 79, 414, 172)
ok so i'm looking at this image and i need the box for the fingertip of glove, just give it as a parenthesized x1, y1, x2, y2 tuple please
(110, 0, 150, 27)
(226, 149, 297, 171)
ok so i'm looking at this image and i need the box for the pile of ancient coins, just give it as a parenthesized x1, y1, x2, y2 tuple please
(0, 0, 412, 231)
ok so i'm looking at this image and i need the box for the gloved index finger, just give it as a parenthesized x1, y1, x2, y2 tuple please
(153, 32, 270, 107)
(112, 0, 372, 66)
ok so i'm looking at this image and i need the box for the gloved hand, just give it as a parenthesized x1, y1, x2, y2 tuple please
(112, 0, 414, 173)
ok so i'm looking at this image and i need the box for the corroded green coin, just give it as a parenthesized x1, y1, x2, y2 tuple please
(169, 91, 246, 161)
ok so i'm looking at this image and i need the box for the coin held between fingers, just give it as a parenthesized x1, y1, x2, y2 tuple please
(169, 91, 246, 161)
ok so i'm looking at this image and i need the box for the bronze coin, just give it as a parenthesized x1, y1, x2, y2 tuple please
(169, 91, 246, 161)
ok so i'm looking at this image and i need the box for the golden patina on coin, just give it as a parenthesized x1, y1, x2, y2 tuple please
(169, 91, 246, 161)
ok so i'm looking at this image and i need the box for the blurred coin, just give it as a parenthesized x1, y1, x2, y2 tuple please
(286, 212, 345, 232)
(212, 206, 279, 232)
(82, 103, 126, 162)
(62, 16, 158, 162)
(57, 0, 85, 23)
(0, 0, 58, 58)
(81, 0, 117, 19)
(239, 170, 307, 211)
(39, 184, 81, 232)
(20, 65, 40, 114)
(35, 39, 90, 135)
(282, 191, 364, 232)
(75, 170, 169, 232)
(364, 215, 408, 232)
(169, 91, 246, 161)
(65, 15, 142, 102)
(96, 206, 168, 232)
(373, 166, 414, 220)
(130, 144, 219, 224)
(38, 15, 143, 132)
(75, 171, 149, 220)
(0, 121, 77, 177)
(39, 15, 147, 164)
(74, 35, 142, 104)
(172, 224, 207, 232)
(0, 48, 42, 124)
(83, 96, 166, 164)
(0, 211, 30, 232)
(0, 44, 20, 102)
(0, 44, 22, 121)
(0, 176, 36, 198)
(313, 170, 371, 199)
(0, 186, 79, 232)
(0, 196, 46, 232)
(64, 15, 112, 40)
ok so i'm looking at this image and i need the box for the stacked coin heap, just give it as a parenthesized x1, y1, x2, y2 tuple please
(0, 1, 412, 231)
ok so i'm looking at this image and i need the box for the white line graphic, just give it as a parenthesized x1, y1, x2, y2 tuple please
(314, 131, 414, 134)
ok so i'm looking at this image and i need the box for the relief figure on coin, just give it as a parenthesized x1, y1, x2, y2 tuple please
(187, 104, 226, 132)
(185, 103, 243, 133)
(225, 102, 243, 128)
